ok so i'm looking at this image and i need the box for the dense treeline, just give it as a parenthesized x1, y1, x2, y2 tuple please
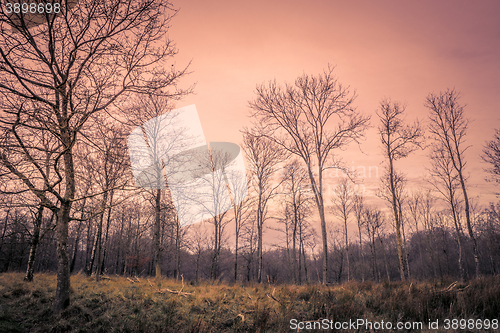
(1, 192, 500, 284)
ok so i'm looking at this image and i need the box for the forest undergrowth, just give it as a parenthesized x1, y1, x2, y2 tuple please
(1, 273, 499, 332)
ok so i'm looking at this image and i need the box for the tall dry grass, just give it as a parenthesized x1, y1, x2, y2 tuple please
(1, 273, 499, 332)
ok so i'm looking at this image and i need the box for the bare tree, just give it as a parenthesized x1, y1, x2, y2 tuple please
(195, 147, 234, 280)
(227, 169, 251, 282)
(166, 207, 188, 280)
(0, 111, 59, 282)
(125, 94, 193, 280)
(188, 223, 211, 282)
(421, 190, 441, 278)
(429, 145, 467, 280)
(0, 130, 57, 282)
(478, 203, 500, 274)
(407, 190, 426, 278)
(331, 177, 355, 281)
(249, 66, 369, 284)
(241, 216, 258, 281)
(483, 128, 500, 188)
(278, 159, 312, 283)
(353, 194, 366, 281)
(363, 207, 384, 282)
(377, 99, 422, 281)
(0, 0, 190, 312)
(78, 115, 130, 281)
(328, 226, 345, 283)
(425, 89, 480, 276)
(24, 202, 56, 282)
(242, 127, 286, 282)
(176, 140, 247, 280)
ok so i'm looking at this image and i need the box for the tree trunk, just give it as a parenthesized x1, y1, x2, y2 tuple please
(175, 220, 180, 280)
(302, 239, 308, 283)
(154, 189, 162, 279)
(298, 220, 303, 284)
(336, 250, 343, 283)
(458, 172, 480, 276)
(95, 190, 108, 282)
(401, 210, 411, 280)
(257, 197, 263, 283)
(371, 234, 378, 282)
(114, 212, 125, 274)
(54, 124, 76, 313)
(212, 216, 221, 280)
(309, 164, 328, 285)
(343, 216, 350, 281)
(195, 249, 200, 282)
(87, 223, 99, 276)
(0, 209, 10, 256)
(389, 157, 406, 281)
(379, 236, 391, 281)
(319, 197, 328, 284)
(451, 212, 466, 281)
(234, 231, 239, 282)
(358, 222, 365, 282)
(54, 204, 71, 313)
(95, 214, 104, 281)
(70, 219, 84, 274)
(85, 219, 94, 276)
(24, 205, 44, 282)
(100, 191, 114, 276)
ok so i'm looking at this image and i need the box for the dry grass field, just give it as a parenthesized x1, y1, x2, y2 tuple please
(1, 273, 499, 332)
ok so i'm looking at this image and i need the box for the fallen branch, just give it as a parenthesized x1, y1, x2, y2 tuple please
(445, 281, 458, 292)
(265, 293, 282, 305)
(147, 279, 193, 297)
(434, 281, 470, 295)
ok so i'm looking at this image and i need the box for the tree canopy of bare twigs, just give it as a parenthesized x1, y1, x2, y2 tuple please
(377, 99, 423, 281)
(242, 126, 287, 283)
(483, 128, 500, 189)
(425, 89, 480, 277)
(249, 66, 370, 284)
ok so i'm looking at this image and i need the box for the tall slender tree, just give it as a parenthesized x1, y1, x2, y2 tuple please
(249, 66, 369, 284)
(242, 127, 286, 283)
(353, 194, 366, 281)
(279, 159, 312, 283)
(331, 177, 355, 281)
(429, 146, 467, 280)
(425, 89, 480, 276)
(377, 99, 423, 281)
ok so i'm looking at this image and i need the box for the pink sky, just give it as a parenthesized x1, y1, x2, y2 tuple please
(167, 0, 500, 242)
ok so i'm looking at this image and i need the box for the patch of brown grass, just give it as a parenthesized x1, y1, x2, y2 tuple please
(1, 273, 499, 332)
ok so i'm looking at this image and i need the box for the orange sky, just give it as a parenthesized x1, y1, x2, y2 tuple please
(166, 0, 500, 242)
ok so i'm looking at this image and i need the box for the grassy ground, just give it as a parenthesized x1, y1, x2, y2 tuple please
(1, 273, 499, 332)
